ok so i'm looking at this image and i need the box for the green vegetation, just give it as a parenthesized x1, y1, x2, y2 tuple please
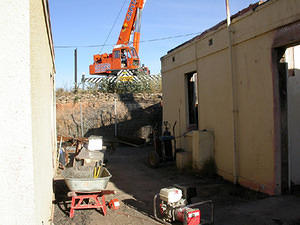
(88, 75, 161, 94)
(56, 74, 162, 95)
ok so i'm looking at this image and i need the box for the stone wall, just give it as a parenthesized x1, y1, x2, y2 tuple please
(56, 92, 162, 139)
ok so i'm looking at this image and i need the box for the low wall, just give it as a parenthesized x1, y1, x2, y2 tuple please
(56, 92, 162, 139)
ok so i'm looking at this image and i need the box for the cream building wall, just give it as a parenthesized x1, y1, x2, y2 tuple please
(0, 0, 34, 224)
(161, 0, 300, 195)
(31, 0, 56, 224)
(0, 0, 56, 224)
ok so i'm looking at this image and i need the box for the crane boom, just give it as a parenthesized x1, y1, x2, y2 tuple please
(116, 0, 146, 54)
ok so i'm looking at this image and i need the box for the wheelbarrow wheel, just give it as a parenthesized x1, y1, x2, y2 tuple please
(148, 150, 160, 168)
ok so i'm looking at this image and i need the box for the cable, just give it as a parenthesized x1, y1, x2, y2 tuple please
(54, 32, 202, 49)
(139, 32, 201, 43)
(99, 0, 128, 53)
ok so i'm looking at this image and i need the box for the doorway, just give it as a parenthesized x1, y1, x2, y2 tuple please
(185, 72, 198, 130)
(286, 46, 300, 188)
(275, 45, 300, 193)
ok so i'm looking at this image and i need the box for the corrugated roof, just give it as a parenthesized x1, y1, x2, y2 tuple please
(167, 1, 269, 54)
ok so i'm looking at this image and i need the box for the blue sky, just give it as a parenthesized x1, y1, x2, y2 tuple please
(49, 0, 259, 88)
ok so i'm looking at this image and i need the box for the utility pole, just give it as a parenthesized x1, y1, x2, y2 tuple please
(74, 48, 78, 92)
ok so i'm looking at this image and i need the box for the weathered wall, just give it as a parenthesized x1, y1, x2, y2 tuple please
(0, 1, 35, 224)
(56, 92, 162, 139)
(161, 0, 300, 194)
(0, 1, 55, 224)
(30, 0, 56, 224)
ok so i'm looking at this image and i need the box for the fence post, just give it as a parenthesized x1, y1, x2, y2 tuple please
(114, 98, 118, 137)
(81, 73, 85, 90)
(80, 102, 84, 137)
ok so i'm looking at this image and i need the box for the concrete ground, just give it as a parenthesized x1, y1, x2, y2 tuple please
(53, 146, 300, 225)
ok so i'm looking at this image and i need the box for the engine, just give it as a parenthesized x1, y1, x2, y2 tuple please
(158, 187, 201, 225)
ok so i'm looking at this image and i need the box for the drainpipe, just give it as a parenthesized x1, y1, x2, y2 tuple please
(226, 0, 239, 184)
(194, 38, 200, 128)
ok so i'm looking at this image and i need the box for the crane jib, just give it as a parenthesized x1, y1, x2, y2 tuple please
(126, 0, 137, 21)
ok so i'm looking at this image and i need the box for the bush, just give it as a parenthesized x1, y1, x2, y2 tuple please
(56, 74, 162, 95)
(90, 74, 162, 94)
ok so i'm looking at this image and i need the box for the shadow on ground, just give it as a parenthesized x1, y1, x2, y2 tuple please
(53, 145, 300, 225)
(104, 146, 300, 225)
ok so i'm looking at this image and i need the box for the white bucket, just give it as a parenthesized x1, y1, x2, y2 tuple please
(88, 136, 103, 151)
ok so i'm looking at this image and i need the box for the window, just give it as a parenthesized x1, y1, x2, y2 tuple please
(130, 47, 138, 58)
(186, 72, 198, 129)
(114, 50, 120, 59)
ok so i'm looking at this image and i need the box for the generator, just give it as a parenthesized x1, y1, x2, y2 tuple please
(153, 187, 214, 225)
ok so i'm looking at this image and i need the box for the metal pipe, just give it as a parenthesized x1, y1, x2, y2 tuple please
(153, 194, 159, 219)
(194, 35, 200, 130)
(226, 0, 231, 26)
(80, 103, 84, 137)
(288, 48, 294, 192)
(114, 98, 118, 137)
(153, 193, 172, 225)
(172, 121, 177, 160)
(81, 73, 85, 90)
(225, 0, 239, 185)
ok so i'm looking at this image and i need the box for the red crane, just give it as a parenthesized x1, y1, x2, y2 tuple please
(89, 0, 149, 76)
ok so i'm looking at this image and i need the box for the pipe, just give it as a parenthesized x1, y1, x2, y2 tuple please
(225, 0, 239, 185)
(80, 103, 84, 137)
(153, 193, 172, 225)
(194, 33, 200, 130)
(81, 73, 85, 90)
(114, 98, 118, 137)
(287, 48, 295, 192)
(172, 121, 177, 160)
(225, 0, 231, 26)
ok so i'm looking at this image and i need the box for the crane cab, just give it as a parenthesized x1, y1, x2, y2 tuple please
(113, 46, 140, 70)
(89, 46, 140, 75)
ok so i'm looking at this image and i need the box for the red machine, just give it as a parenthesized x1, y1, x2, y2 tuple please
(89, 0, 149, 76)
(153, 187, 214, 225)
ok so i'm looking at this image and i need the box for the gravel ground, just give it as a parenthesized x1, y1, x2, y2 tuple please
(53, 145, 300, 225)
